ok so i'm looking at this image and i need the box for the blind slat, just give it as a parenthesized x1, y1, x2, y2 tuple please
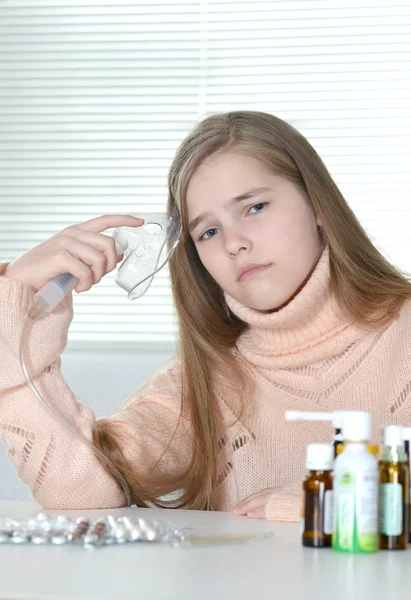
(1, 0, 410, 347)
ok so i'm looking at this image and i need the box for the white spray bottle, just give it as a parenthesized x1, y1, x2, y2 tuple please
(285, 410, 379, 553)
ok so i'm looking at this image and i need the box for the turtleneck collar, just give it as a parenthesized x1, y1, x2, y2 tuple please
(225, 245, 367, 369)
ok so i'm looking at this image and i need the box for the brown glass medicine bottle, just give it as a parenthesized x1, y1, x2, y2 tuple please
(379, 425, 410, 551)
(302, 443, 334, 548)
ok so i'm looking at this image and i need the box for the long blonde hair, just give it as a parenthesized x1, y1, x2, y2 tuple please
(93, 110, 411, 508)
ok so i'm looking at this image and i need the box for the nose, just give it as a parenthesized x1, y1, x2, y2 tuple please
(224, 227, 252, 257)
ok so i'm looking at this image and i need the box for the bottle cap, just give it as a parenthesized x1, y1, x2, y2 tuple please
(331, 411, 347, 430)
(342, 411, 371, 442)
(382, 425, 404, 448)
(402, 427, 411, 442)
(306, 443, 334, 470)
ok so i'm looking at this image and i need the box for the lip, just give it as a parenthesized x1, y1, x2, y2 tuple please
(237, 263, 271, 281)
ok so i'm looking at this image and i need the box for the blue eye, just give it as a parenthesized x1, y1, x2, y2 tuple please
(200, 227, 219, 241)
(249, 202, 267, 214)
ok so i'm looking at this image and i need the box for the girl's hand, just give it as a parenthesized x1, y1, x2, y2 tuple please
(3, 214, 143, 294)
(232, 488, 276, 519)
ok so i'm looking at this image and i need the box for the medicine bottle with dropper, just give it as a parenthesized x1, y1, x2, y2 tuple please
(379, 425, 409, 550)
(401, 426, 411, 543)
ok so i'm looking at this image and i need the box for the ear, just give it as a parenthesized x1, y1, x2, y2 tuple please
(316, 215, 322, 227)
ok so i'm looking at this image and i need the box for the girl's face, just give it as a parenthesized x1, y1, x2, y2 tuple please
(186, 151, 324, 312)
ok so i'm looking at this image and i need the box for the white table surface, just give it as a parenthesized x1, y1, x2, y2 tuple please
(0, 501, 409, 600)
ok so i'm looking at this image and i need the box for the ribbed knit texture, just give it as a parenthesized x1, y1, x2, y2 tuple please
(1, 249, 411, 521)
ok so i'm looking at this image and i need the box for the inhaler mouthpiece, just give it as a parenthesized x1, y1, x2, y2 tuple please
(113, 212, 181, 300)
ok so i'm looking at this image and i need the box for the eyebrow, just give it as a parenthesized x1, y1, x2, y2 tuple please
(188, 186, 271, 234)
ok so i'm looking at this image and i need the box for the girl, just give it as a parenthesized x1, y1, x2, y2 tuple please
(1, 111, 411, 521)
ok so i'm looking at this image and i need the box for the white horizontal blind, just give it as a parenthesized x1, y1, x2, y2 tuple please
(0, 1, 410, 350)
(0, 0, 202, 349)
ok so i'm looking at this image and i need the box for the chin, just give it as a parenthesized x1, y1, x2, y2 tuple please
(242, 287, 298, 312)
(244, 296, 288, 312)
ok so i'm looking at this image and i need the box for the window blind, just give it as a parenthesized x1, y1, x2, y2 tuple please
(1, 0, 410, 350)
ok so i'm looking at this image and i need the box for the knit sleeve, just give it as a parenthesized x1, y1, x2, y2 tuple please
(0, 268, 190, 509)
(264, 478, 302, 522)
(0, 265, 74, 389)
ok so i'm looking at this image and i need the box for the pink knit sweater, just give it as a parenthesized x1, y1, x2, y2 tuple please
(1, 247, 411, 521)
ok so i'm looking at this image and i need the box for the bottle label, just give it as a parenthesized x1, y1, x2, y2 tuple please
(334, 470, 355, 550)
(409, 487, 411, 536)
(300, 492, 305, 537)
(333, 468, 378, 553)
(379, 483, 402, 536)
(324, 489, 334, 535)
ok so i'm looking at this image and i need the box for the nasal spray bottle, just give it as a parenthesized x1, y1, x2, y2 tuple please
(284, 411, 346, 458)
(285, 410, 379, 553)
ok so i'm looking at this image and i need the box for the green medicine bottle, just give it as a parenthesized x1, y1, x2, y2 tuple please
(379, 425, 410, 551)
(401, 426, 411, 543)
(332, 411, 378, 553)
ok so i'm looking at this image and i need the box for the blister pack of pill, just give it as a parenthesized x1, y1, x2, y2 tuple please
(0, 512, 187, 549)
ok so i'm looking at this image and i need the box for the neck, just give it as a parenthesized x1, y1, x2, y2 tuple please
(224, 245, 367, 368)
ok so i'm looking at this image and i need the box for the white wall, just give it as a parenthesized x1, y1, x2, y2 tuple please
(0, 346, 174, 501)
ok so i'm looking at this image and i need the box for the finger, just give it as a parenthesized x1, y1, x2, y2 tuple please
(54, 250, 94, 293)
(59, 229, 121, 274)
(233, 497, 266, 515)
(57, 237, 109, 287)
(246, 507, 266, 519)
(237, 489, 269, 504)
(233, 489, 270, 512)
(75, 214, 144, 234)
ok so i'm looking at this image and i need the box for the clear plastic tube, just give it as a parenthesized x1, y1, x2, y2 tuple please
(126, 231, 179, 299)
(19, 306, 133, 507)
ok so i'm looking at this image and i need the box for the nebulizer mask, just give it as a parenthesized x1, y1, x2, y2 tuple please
(19, 213, 181, 507)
